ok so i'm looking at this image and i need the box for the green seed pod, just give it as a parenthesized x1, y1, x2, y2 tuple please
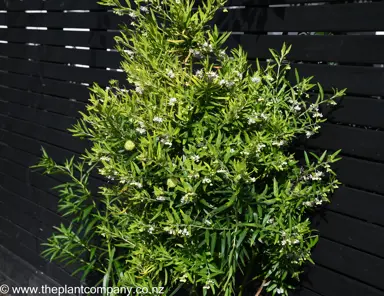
(124, 140, 135, 151)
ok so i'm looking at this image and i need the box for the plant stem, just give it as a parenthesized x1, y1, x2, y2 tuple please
(255, 280, 266, 296)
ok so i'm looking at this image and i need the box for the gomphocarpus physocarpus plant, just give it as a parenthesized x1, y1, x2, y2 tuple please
(33, 0, 345, 295)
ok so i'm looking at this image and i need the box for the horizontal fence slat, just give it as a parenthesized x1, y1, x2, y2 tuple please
(0, 115, 88, 154)
(314, 211, 384, 258)
(323, 96, 384, 129)
(0, 72, 90, 101)
(307, 123, 384, 162)
(328, 186, 384, 227)
(0, 219, 80, 286)
(199, 0, 340, 6)
(317, 155, 384, 195)
(301, 264, 384, 296)
(0, 216, 41, 252)
(0, 101, 76, 132)
(0, 86, 85, 117)
(312, 238, 384, 291)
(2, 61, 384, 99)
(0, 43, 122, 69)
(0, 57, 126, 85)
(0, 169, 58, 211)
(0, 0, 104, 11)
(2, 4, 383, 32)
(0, 156, 61, 190)
(215, 2, 384, 32)
(227, 35, 384, 64)
(0, 28, 117, 49)
(0, 12, 122, 29)
(0, 189, 55, 241)
(0, 0, 339, 11)
(289, 63, 384, 96)
(0, 128, 80, 164)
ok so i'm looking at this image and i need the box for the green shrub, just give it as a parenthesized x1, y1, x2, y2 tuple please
(33, 0, 345, 295)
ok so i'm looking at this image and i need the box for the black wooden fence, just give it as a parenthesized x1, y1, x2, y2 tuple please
(1, 0, 384, 295)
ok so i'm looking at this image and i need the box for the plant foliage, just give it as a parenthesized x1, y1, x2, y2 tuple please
(33, 0, 345, 295)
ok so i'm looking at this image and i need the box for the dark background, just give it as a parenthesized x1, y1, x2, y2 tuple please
(1, 0, 384, 295)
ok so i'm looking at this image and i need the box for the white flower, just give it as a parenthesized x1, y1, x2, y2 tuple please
(168, 97, 177, 106)
(153, 116, 163, 123)
(268, 218, 274, 224)
(226, 81, 235, 87)
(140, 6, 148, 13)
(136, 127, 146, 134)
(303, 201, 313, 207)
(207, 71, 218, 80)
(113, 10, 124, 16)
(256, 143, 266, 152)
(188, 173, 200, 179)
(167, 69, 175, 78)
(181, 193, 195, 204)
(156, 196, 165, 201)
(293, 239, 300, 244)
(203, 285, 210, 290)
(202, 42, 213, 52)
(179, 275, 187, 283)
(248, 118, 256, 125)
(100, 156, 111, 162)
(181, 228, 190, 236)
(276, 287, 285, 294)
(293, 104, 301, 111)
(119, 178, 126, 184)
(191, 155, 200, 162)
(125, 49, 134, 56)
(272, 140, 285, 147)
(281, 240, 287, 246)
(148, 226, 154, 234)
(189, 49, 202, 58)
(250, 177, 256, 182)
(128, 11, 136, 18)
(230, 148, 235, 153)
(260, 113, 268, 120)
(195, 69, 204, 78)
(313, 112, 323, 118)
(219, 50, 226, 57)
(306, 131, 314, 138)
(219, 79, 227, 86)
(309, 104, 319, 112)
(312, 171, 324, 181)
(135, 86, 143, 94)
(251, 76, 261, 83)
(315, 198, 323, 205)
(130, 181, 143, 188)
(202, 177, 212, 184)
